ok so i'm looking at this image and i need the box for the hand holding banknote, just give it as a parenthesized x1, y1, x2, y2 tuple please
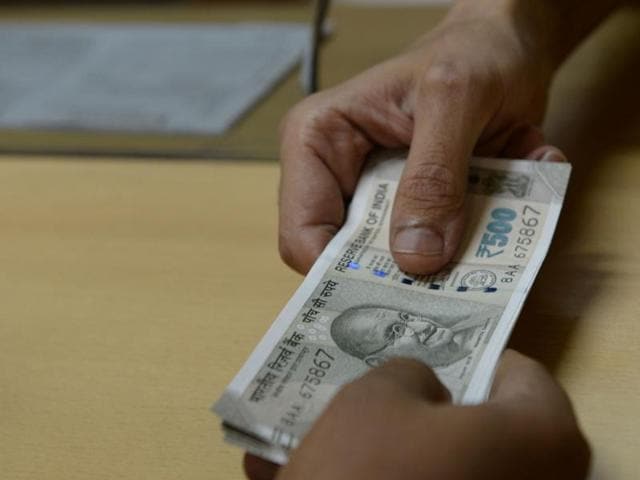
(215, 0, 625, 471)
(278, 1, 566, 276)
(215, 153, 574, 461)
(278, 0, 622, 275)
(245, 351, 590, 480)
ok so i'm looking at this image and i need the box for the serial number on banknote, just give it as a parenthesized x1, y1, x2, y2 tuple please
(475, 205, 542, 260)
(298, 348, 335, 400)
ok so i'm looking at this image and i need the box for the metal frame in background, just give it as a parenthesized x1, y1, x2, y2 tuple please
(309, 0, 331, 93)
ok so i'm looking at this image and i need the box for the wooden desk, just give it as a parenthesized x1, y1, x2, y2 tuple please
(1, 5, 640, 480)
(0, 158, 295, 479)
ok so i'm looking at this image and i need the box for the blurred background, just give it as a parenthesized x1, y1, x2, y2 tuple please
(0, 0, 450, 160)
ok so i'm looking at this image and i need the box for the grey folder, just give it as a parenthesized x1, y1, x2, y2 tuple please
(0, 22, 309, 135)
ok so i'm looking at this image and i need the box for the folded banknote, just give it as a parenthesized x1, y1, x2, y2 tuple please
(213, 151, 571, 463)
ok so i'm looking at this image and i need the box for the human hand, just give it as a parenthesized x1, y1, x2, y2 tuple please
(278, 1, 569, 275)
(244, 350, 590, 480)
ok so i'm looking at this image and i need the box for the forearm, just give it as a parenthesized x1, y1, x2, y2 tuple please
(449, 0, 626, 71)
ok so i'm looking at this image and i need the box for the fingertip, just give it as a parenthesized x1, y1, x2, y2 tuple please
(243, 453, 280, 480)
(356, 357, 452, 404)
(489, 349, 569, 412)
(501, 124, 546, 159)
(278, 224, 338, 274)
(278, 237, 314, 275)
(526, 145, 568, 163)
(489, 349, 545, 400)
(500, 125, 568, 163)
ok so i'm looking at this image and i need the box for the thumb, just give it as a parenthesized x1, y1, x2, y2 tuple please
(277, 358, 451, 480)
(343, 357, 451, 404)
(390, 63, 492, 274)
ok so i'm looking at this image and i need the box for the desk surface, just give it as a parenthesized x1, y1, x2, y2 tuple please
(2, 5, 640, 480)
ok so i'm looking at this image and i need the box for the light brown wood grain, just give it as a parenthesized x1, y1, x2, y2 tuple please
(0, 158, 300, 480)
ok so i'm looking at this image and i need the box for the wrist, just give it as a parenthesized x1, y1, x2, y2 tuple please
(447, 0, 620, 73)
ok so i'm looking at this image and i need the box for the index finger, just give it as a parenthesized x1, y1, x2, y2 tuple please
(278, 99, 373, 274)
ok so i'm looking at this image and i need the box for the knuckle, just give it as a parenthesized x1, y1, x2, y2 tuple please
(420, 61, 471, 96)
(510, 350, 548, 377)
(569, 430, 592, 474)
(544, 418, 591, 475)
(279, 103, 307, 140)
(418, 60, 501, 109)
(279, 95, 322, 141)
(399, 161, 464, 213)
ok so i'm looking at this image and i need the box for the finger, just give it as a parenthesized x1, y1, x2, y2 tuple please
(489, 350, 590, 458)
(484, 350, 591, 479)
(390, 62, 495, 274)
(343, 357, 451, 404)
(277, 358, 450, 480)
(526, 144, 568, 162)
(278, 98, 372, 274)
(489, 349, 571, 411)
(243, 453, 280, 480)
(501, 124, 545, 158)
(422, 350, 590, 480)
(279, 77, 414, 274)
(499, 124, 568, 162)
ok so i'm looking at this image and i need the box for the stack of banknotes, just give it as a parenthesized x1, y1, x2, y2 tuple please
(213, 151, 571, 464)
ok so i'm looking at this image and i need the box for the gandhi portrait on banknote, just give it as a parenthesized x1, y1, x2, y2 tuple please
(330, 305, 487, 368)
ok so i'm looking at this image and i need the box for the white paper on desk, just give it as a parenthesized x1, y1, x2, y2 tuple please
(0, 22, 309, 135)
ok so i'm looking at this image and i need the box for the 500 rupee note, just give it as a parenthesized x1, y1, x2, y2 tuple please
(213, 151, 570, 463)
